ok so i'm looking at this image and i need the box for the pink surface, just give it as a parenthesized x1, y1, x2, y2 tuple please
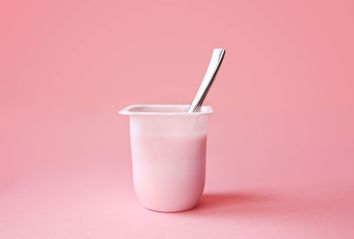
(1, 0, 354, 238)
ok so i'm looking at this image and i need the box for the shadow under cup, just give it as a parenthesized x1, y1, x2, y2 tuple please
(120, 105, 213, 212)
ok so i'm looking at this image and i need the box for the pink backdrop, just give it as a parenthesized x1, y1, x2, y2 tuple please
(1, 0, 354, 238)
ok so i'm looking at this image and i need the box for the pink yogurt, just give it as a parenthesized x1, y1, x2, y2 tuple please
(120, 105, 213, 212)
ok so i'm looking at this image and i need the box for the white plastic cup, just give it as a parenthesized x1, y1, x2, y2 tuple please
(119, 104, 213, 212)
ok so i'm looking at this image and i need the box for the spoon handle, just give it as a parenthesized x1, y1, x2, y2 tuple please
(188, 48, 225, 113)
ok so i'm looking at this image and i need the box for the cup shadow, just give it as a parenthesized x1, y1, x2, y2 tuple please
(182, 191, 280, 217)
(200, 192, 269, 208)
(181, 190, 348, 219)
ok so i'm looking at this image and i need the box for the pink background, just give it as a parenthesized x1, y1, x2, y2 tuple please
(1, 0, 354, 238)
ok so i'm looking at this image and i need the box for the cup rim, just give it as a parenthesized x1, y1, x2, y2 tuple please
(119, 104, 213, 116)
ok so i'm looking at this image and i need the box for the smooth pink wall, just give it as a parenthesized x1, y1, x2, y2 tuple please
(1, 0, 354, 200)
(1, 1, 354, 238)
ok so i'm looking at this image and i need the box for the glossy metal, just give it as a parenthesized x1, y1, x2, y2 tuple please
(188, 48, 225, 113)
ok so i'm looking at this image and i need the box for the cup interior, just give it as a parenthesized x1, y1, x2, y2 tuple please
(119, 105, 213, 116)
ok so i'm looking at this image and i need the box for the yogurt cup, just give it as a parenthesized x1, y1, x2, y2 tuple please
(119, 104, 213, 212)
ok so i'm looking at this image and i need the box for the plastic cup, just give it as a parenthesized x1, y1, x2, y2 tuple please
(119, 104, 213, 212)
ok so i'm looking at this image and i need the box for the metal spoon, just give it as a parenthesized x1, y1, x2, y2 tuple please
(188, 48, 225, 113)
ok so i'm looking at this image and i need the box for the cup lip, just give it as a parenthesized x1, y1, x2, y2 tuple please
(119, 104, 213, 116)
